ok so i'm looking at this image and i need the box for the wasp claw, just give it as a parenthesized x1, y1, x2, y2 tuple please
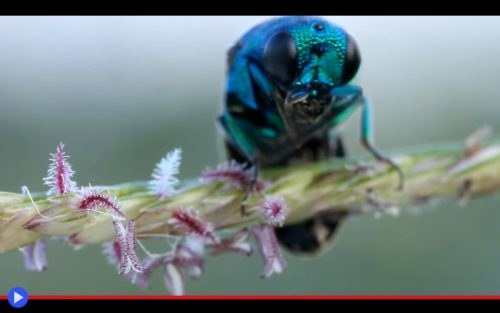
(239, 185, 254, 217)
(240, 204, 248, 217)
(457, 178, 473, 206)
(384, 159, 404, 191)
(361, 139, 404, 191)
(368, 154, 404, 191)
(391, 161, 405, 191)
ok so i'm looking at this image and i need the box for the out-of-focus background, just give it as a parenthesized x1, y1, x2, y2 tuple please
(1, 16, 500, 295)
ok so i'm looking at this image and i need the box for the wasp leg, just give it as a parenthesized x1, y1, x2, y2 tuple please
(329, 134, 347, 158)
(240, 161, 260, 216)
(360, 97, 404, 190)
(223, 140, 260, 216)
(224, 140, 249, 165)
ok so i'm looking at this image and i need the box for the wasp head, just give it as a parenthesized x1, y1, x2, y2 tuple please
(263, 17, 361, 126)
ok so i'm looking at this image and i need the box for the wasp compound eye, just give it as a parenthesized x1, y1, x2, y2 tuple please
(264, 31, 297, 85)
(341, 34, 361, 84)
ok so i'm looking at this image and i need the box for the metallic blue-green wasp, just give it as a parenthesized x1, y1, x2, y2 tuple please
(219, 16, 404, 254)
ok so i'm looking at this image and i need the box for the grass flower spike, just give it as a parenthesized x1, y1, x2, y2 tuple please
(3, 130, 500, 294)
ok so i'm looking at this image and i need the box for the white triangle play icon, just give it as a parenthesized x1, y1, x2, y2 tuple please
(13, 292, 23, 304)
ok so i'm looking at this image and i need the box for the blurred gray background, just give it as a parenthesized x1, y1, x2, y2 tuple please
(1, 16, 500, 295)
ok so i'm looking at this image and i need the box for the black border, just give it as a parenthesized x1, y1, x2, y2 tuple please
(1, 1, 499, 15)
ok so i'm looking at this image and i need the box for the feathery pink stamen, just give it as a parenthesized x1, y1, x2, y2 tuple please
(252, 224, 287, 279)
(20, 238, 48, 272)
(209, 228, 253, 256)
(43, 142, 77, 195)
(78, 186, 124, 219)
(113, 220, 144, 275)
(201, 161, 266, 193)
(129, 244, 203, 294)
(149, 148, 182, 199)
(103, 240, 122, 267)
(169, 209, 219, 244)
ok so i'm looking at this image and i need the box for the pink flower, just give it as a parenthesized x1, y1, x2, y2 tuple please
(130, 244, 204, 295)
(209, 228, 253, 256)
(20, 238, 47, 272)
(102, 240, 122, 267)
(163, 263, 184, 295)
(260, 195, 289, 227)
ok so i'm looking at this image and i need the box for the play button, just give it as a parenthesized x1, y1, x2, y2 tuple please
(14, 292, 23, 303)
(8, 287, 28, 308)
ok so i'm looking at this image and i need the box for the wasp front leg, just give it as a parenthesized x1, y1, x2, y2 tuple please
(360, 97, 404, 190)
(221, 60, 282, 215)
(240, 160, 260, 216)
(219, 113, 263, 216)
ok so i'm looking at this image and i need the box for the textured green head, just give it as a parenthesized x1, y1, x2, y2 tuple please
(263, 17, 361, 92)
(291, 21, 349, 89)
(261, 17, 361, 124)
